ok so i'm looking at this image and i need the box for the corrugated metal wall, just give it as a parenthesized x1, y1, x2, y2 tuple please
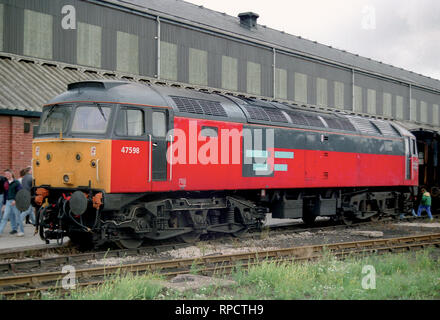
(0, 0, 439, 126)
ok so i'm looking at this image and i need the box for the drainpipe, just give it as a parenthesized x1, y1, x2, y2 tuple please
(352, 69, 355, 112)
(273, 48, 276, 98)
(409, 83, 412, 121)
(156, 16, 161, 79)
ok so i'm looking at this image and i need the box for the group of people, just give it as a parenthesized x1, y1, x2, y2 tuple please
(0, 167, 35, 237)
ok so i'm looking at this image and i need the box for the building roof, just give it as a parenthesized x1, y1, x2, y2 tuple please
(0, 52, 437, 134)
(0, 54, 132, 114)
(101, 0, 440, 92)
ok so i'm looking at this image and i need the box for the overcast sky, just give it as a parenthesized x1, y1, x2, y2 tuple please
(185, 0, 440, 81)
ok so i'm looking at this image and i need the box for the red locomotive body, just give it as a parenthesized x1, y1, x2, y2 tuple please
(24, 81, 417, 248)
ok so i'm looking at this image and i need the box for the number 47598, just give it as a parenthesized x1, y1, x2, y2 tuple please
(121, 146, 140, 154)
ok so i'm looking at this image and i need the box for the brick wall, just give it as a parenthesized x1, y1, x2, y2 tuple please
(0, 115, 36, 177)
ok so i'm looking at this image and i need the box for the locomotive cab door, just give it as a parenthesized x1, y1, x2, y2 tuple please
(404, 137, 411, 180)
(149, 109, 169, 181)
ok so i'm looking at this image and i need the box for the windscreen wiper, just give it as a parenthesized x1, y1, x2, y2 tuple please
(96, 104, 107, 121)
(43, 105, 57, 123)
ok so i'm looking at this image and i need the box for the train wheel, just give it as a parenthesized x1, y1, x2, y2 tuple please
(341, 213, 355, 225)
(178, 231, 201, 244)
(232, 228, 248, 238)
(68, 232, 95, 250)
(302, 214, 317, 226)
(116, 238, 144, 249)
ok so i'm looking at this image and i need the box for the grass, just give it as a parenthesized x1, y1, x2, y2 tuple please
(44, 272, 164, 300)
(46, 249, 440, 300)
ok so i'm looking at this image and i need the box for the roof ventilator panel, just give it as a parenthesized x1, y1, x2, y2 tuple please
(371, 120, 401, 137)
(170, 96, 227, 117)
(347, 116, 382, 135)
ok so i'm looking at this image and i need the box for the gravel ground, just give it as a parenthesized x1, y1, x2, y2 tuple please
(80, 219, 440, 268)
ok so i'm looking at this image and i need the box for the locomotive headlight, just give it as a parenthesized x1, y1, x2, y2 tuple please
(75, 153, 82, 162)
(46, 153, 52, 161)
(91, 160, 96, 168)
(63, 173, 74, 185)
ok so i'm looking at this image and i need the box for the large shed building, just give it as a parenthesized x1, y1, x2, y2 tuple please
(0, 0, 439, 184)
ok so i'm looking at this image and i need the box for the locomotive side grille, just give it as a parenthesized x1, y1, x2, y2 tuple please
(170, 96, 227, 117)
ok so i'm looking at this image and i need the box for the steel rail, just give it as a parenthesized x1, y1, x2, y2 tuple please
(0, 233, 439, 293)
(0, 214, 436, 273)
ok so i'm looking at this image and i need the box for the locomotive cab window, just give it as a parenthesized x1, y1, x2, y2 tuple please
(71, 105, 112, 134)
(38, 105, 72, 135)
(152, 112, 166, 137)
(411, 139, 417, 156)
(115, 108, 145, 136)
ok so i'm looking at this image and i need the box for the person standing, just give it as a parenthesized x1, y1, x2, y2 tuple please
(417, 187, 433, 221)
(0, 169, 21, 236)
(0, 175, 6, 220)
(19, 167, 36, 230)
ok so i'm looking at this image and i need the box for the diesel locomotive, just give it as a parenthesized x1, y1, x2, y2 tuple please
(17, 80, 418, 248)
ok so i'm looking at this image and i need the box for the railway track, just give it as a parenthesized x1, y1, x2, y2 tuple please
(0, 214, 436, 276)
(1, 232, 439, 299)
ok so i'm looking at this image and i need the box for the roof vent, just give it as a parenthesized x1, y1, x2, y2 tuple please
(238, 12, 259, 29)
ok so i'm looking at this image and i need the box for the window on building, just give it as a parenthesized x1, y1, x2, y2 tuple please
(160, 41, 178, 81)
(410, 98, 417, 122)
(354, 86, 363, 113)
(221, 56, 238, 91)
(189, 48, 208, 86)
(23, 9, 53, 59)
(77, 22, 102, 68)
(383, 93, 392, 117)
(316, 78, 327, 107)
(433, 104, 439, 125)
(115, 108, 145, 136)
(275, 68, 287, 100)
(294, 72, 307, 103)
(367, 89, 376, 115)
(247, 61, 261, 95)
(334, 81, 344, 109)
(116, 31, 139, 74)
(396, 95, 404, 120)
(420, 101, 428, 123)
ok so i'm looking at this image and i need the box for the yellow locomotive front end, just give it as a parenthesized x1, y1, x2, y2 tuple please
(27, 102, 115, 247)
(33, 138, 111, 192)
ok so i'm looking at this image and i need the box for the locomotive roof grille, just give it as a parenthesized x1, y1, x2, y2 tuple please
(243, 105, 270, 122)
(322, 116, 357, 132)
(302, 113, 326, 128)
(347, 117, 382, 135)
(371, 120, 401, 137)
(170, 96, 228, 117)
(243, 105, 289, 123)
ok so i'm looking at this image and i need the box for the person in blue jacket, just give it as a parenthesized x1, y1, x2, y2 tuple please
(0, 169, 21, 236)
